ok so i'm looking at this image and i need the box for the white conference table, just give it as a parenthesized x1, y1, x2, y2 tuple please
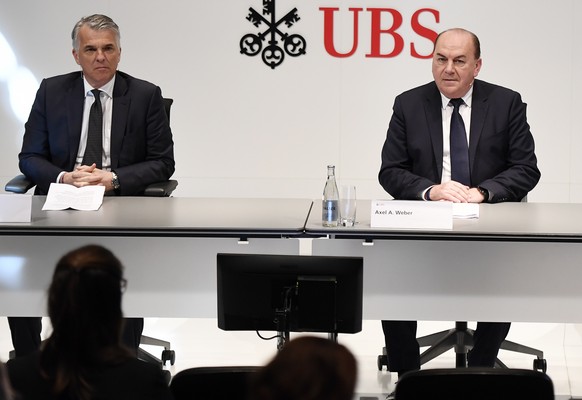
(306, 201, 582, 323)
(3, 197, 582, 324)
(0, 196, 312, 317)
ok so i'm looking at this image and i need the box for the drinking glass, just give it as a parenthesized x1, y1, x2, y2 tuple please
(339, 185, 357, 227)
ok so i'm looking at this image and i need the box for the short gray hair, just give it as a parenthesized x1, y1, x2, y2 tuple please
(71, 14, 121, 51)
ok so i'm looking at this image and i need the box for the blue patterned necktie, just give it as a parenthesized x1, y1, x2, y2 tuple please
(449, 98, 470, 186)
(82, 89, 103, 168)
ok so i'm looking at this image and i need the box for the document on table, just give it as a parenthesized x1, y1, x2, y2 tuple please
(452, 203, 479, 219)
(42, 183, 105, 211)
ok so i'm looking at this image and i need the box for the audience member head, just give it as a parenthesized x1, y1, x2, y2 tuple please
(249, 336, 358, 400)
(41, 244, 131, 399)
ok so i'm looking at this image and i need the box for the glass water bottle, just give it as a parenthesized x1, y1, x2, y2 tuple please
(322, 165, 339, 227)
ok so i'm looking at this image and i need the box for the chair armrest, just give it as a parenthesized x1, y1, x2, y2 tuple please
(5, 175, 35, 194)
(6, 175, 178, 197)
(143, 180, 178, 197)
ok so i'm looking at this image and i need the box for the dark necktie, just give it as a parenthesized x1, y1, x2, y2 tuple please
(82, 89, 103, 168)
(449, 98, 470, 186)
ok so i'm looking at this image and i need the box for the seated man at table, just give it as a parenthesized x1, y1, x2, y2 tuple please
(9, 13, 175, 357)
(378, 28, 540, 377)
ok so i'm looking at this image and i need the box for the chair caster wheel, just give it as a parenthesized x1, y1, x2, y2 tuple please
(533, 358, 547, 373)
(162, 349, 176, 366)
(378, 354, 388, 371)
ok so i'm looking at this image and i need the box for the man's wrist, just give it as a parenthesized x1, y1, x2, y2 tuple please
(423, 187, 432, 201)
(111, 171, 120, 190)
(477, 186, 489, 203)
(57, 171, 66, 184)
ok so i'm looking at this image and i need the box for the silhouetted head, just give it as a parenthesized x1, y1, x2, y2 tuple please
(250, 336, 358, 400)
(47, 244, 126, 355)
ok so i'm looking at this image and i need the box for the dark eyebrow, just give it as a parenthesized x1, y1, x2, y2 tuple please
(435, 53, 468, 61)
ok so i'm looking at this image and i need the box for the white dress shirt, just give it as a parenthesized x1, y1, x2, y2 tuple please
(56, 75, 116, 184)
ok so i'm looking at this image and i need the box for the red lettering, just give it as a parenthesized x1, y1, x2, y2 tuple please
(319, 7, 441, 59)
(320, 7, 363, 58)
(366, 8, 404, 58)
(410, 8, 440, 59)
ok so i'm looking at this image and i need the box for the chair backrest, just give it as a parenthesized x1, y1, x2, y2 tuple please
(163, 98, 173, 123)
(143, 97, 177, 196)
(394, 368, 554, 400)
(170, 366, 259, 400)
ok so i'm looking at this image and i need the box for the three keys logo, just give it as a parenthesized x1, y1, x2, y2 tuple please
(240, 0, 307, 69)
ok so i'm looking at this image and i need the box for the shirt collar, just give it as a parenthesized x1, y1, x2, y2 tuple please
(439, 84, 474, 110)
(83, 74, 116, 99)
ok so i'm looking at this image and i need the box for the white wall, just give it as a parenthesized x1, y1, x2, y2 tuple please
(1, 1, 580, 202)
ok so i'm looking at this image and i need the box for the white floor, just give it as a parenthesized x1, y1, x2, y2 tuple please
(1, 318, 581, 399)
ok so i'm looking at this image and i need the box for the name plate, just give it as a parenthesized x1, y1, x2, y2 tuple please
(370, 200, 453, 230)
(0, 194, 32, 223)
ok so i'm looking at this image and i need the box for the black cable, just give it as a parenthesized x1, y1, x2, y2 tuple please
(256, 331, 281, 341)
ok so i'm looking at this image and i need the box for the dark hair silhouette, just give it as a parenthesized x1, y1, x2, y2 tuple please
(40, 245, 132, 399)
(249, 336, 358, 400)
(0, 362, 14, 400)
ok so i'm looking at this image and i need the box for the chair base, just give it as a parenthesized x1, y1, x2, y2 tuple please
(138, 335, 176, 368)
(377, 321, 547, 373)
(9, 335, 177, 370)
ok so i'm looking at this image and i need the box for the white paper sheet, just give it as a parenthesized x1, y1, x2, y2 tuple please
(42, 183, 105, 211)
(452, 203, 480, 219)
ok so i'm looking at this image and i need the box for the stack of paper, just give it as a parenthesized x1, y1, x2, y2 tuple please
(452, 203, 480, 219)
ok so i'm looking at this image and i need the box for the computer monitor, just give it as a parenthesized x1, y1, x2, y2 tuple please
(217, 253, 363, 334)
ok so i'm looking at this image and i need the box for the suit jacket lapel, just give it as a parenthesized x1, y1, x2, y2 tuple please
(469, 80, 488, 171)
(67, 74, 85, 169)
(424, 83, 444, 181)
(110, 72, 129, 169)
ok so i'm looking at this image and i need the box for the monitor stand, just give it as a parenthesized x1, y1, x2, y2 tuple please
(274, 279, 339, 351)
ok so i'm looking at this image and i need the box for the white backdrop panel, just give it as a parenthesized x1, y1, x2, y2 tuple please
(0, 1, 579, 202)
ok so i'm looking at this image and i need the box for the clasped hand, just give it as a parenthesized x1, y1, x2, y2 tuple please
(429, 181, 485, 203)
(62, 164, 114, 191)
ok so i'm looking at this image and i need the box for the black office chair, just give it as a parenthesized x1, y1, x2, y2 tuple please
(394, 367, 554, 400)
(170, 366, 259, 400)
(4, 97, 178, 368)
(377, 321, 547, 373)
(5, 98, 177, 197)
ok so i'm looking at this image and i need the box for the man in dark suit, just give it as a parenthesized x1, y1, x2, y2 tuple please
(9, 14, 175, 357)
(378, 28, 540, 376)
